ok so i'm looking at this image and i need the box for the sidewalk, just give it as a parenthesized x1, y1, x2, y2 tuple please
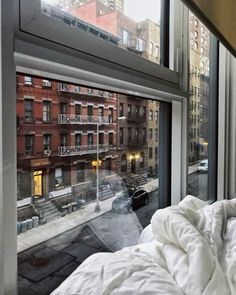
(17, 196, 116, 253)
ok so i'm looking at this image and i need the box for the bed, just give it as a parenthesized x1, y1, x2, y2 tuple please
(51, 196, 236, 295)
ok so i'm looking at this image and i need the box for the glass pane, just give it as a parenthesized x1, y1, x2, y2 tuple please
(187, 12, 210, 201)
(41, 0, 161, 64)
(17, 73, 160, 294)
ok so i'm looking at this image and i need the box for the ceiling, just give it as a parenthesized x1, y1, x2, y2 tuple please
(181, 0, 236, 57)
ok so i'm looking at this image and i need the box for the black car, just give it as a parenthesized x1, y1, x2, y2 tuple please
(112, 187, 149, 213)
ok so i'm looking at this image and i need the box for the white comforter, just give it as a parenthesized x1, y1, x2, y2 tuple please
(51, 196, 236, 295)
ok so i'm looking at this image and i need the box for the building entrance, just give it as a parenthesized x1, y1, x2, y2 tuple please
(33, 170, 43, 198)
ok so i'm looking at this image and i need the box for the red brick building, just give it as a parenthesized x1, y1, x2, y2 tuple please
(17, 74, 117, 202)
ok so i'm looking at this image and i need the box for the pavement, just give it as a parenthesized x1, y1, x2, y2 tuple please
(18, 178, 159, 253)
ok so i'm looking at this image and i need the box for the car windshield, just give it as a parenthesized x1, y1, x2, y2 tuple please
(120, 190, 131, 199)
(200, 162, 207, 166)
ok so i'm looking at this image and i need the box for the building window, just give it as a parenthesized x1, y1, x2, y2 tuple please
(128, 127, 132, 143)
(119, 103, 124, 117)
(143, 128, 146, 144)
(149, 128, 153, 139)
(119, 127, 124, 145)
(24, 99, 33, 122)
(155, 146, 158, 159)
(98, 106, 104, 119)
(75, 104, 81, 115)
(60, 102, 66, 114)
(121, 154, 127, 172)
(43, 134, 51, 151)
(194, 19, 198, 27)
(108, 132, 113, 146)
(87, 105, 93, 116)
(149, 42, 153, 55)
(43, 101, 51, 122)
(155, 128, 158, 140)
(24, 76, 32, 85)
(155, 45, 159, 58)
(140, 152, 144, 169)
(127, 104, 131, 117)
(108, 108, 113, 123)
(194, 41, 198, 50)
(142, 106, 146, 117)
(55, 168, 63, 187)
(60, 134, 67, 147)
(135, 128, 139, 143)
(149, 147, 153, 159)
(194, 31, 198, 38)
(25, 135, 34, 156)
(87, 133, 93, 145)
(75, 134, 81, 146)
(149, 110, 153, 120)
(122, 29, 130, 45)
(155, 111, 158, 121)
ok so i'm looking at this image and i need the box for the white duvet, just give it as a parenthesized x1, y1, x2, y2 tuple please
(51, 196, 236, 295)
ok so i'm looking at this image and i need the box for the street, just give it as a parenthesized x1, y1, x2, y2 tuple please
(18, 189, 159, 295)
(188, 171, 208, 201)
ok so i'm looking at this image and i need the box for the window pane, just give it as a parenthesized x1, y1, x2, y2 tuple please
(41, 0, 161, 64)
(17, 74, 160, 294)
(187, 12, 210, 201)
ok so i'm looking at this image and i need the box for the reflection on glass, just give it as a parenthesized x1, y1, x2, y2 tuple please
(41, 0, 161, 64)
(17, 74, 159, 294)
(187, 12, 210, 201)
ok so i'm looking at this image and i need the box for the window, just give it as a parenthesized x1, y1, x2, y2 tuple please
(143, 128, 146, 144)
(24, 76, 32, 85)
(25, 135, 34, 156)
(98, 106, 104, 118)
(87, 105, 93, 116)
(155, 111, 158, 121)
(194, 31, 198, 38)
(119, 127, 124, 145)
(188, 11, 213, 201)
(87, 133, 93, 145)
(149, 42, 153, 55)
(43, 101, 51, 122)
(194, 41, 198, 50)
(119, 103, 124, 117)
(194, 19, 198, 27)
(122, 29, 130, 46)
(155, 45, 159, 58)
(149, 147, 153, 159)
(149, 128, 153, 139)
(24, 99, 33, 121)
(75, 134, 81, 146)
(149, 110, 153, 120)
(140, 152, 144, 169)
(43, 134, 51, 150)
(108, 108, 113, 123)
(108, 132, 113, 146)
(60, 102, 66, 114)
(75, 104, 81, 115)
(128, 127, 132, 143)
(127, 104, 131, 117)
(55, 168, 63, 187)
(60, 134, 67, 147)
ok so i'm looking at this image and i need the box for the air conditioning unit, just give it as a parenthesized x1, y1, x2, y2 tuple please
(42, 80, 51, 87)
(44, 149, 51, 156)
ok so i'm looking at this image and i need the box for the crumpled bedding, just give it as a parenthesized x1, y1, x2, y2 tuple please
(51, 196, 236, 295)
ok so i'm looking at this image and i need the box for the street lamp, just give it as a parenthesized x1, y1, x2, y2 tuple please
(94, 116, 126, 212)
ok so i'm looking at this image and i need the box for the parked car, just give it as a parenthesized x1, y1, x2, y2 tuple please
(197, 159, 208, 173)
(112, 186, 149, 213)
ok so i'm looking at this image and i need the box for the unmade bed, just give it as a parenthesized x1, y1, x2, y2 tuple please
(51, 196, 236, 295)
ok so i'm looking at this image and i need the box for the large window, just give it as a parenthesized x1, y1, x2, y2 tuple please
(17, 75, 161, 294)
(187, 12, 216, 201)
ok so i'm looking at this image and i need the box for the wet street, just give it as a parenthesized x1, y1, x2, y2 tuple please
(18, 190, 159, 295)
(188, 171, 208, 201)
